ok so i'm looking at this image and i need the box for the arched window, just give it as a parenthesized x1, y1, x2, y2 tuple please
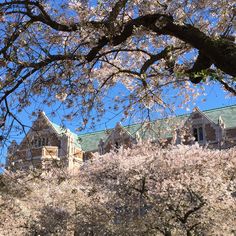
(38, 138, 41, 147)
(193, 127, 204, 142)
(115, 141, 120, 149)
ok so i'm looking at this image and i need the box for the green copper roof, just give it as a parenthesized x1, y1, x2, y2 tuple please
(45, 105, 236, 152)
(50, 121, 67, 135)
(50, 121, 82, 149)
(77, 105, 236, 152)
(78, 115, 189, 152)
(78, 130, 109, 152)
(202, 105, 236, 128)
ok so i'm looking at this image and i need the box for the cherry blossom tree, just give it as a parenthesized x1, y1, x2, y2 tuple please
(0, 143, 236, 235)
(0, 0, 235, 138)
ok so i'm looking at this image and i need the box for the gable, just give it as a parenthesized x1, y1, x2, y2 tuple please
(103, 124, 135, 147)
(78, 116, 189, 152)
(19, 112, 61, 150)
(185, 108, 215, 127)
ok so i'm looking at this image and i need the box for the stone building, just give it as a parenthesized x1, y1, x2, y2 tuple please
(6, 111, 83, 171)
(6, 105, 236, 171)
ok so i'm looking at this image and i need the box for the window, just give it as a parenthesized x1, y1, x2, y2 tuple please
(34, 139, 38, 147)
(115, 141, 121, 150)
(42, 138, 45, 146)
(31, 137, 49, 147)
(38, 138, 41, 147)
(193, 127, 204, 141)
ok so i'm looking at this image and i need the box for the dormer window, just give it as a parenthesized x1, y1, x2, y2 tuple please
(193, 127, 204, 142)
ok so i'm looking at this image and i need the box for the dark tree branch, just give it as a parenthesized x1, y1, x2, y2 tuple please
(0, 20, 34, 56)
(1, 71, 34, 103)
(2, 2, 235, 77)
(140, 47, 171, 74)
(86, 13, 236, 78)
(1, 1, 95, 31)
(216, 78, 236, 96)
(0, 1, 235, 101)
(187, 52, 212, 84)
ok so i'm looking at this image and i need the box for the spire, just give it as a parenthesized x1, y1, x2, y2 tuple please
(38, 110, 46, 117)
(193, 106, 199, 112)
(115, 122, 122, 128)
(135, 131, 141, 143)
(218, 116, 225, 128)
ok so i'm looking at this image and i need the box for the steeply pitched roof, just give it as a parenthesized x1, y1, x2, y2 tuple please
(78, 130, 109, 152)
(77, 115, 188, 152)
(77, 104, 236, 152)
(40, 105, 236, 152)
(43, 115, 82, 149)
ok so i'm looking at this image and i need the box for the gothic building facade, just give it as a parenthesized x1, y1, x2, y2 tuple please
(6, 105, 236, 171)
(6, 111, 83, 171)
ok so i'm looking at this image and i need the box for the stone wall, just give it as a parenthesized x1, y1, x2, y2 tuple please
(205, 124, 216, 142)
(19, 131, 61, 151)
(74, 148, 83, 160)
(192, 113, 202, 119)
(225, 128, 236, 139)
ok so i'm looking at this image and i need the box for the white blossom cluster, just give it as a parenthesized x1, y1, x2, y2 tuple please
(0, 143, 235, 235)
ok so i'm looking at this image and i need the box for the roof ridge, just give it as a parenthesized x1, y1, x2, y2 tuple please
(77, 105, 236, 136)
(50, 120, 78, 137)
(78, 128, 113, 136)
(77, 114, 188, 136)
(47, 104, 236, 137)
(202, 104, 236, 113)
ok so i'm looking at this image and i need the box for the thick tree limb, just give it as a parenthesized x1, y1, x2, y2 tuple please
(86, 13, 236, 78)
(140, 47, 171, 74)
(0, 1, 235, 99)
(2, 2, 235, 77)
(187, 52, 212, 84)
